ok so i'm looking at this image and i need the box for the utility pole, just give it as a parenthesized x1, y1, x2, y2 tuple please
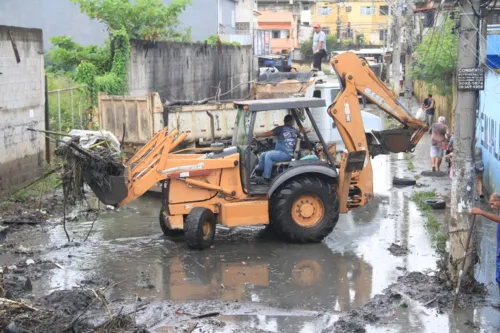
(391, 0, 402, 95)
(403, 0, 414, 108)
(448, 0, 480, 287)
(384, 4, 392, 84)
(337, 2, 342, 46)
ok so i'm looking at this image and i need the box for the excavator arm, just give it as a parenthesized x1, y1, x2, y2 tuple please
(330, 52, 428, 156)
(329, 52, 428, 213)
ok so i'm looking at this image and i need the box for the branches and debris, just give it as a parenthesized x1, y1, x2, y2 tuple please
(55, 129, 124, 204)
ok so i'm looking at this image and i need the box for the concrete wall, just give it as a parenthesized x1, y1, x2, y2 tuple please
(0, 0, 227, 47)
(478, 70, 500, 194)
(128, 41, 254, 101)
(0, 25, 45, 197)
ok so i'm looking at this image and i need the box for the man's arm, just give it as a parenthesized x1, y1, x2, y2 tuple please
(255, 130, 274, 138)
(472, 208, 500, 223)
(430, 99, 435, 109)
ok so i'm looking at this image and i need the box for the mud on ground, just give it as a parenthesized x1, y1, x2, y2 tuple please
(332, 272, 486, 333)
(1, 263, 149, 333)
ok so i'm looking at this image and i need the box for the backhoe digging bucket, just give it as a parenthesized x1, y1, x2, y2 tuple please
(372, 129, 414, 154)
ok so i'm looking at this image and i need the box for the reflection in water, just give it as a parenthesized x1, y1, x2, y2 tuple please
(5, 137, 499, 332)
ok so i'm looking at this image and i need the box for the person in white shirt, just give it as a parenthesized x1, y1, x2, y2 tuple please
(312, 24, 327, 71)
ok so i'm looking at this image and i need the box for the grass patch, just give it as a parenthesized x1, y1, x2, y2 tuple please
(414, 175, 421, 180)
(404, 153, 415, 171)
(410, 190, 447, 254)
(5, 172, 61, 203)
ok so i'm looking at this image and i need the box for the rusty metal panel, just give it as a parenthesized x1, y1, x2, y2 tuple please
(99, 93, 153, 146)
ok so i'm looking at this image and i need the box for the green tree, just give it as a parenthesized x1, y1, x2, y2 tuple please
(71, 0, 192, 42)
(47, 35, 111, 74)
(355, 34, 365, 45)
(412, 15, 458, 95)
(76, 28, 131, 104)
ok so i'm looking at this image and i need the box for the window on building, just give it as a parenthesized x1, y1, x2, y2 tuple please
(318, 6, 332, 16)
(303, 5, 310, 11)
(272, 30, 289, 39)
(380, 5, 389, 16)
(236, 22, 250, 34)
(322, 27, 331, 35)
(487, 11, 500, 25)
(361, 6, 376, 16)
(379, 29, 388, 42)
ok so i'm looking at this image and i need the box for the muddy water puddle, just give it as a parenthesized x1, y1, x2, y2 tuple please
(2, 136, 499, 332)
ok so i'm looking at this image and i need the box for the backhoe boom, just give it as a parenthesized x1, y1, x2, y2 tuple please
(328, 52, 428, 213)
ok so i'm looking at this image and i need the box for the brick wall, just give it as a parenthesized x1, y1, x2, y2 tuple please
(128, 41, 254, 101)
(0, 25, 45, 198)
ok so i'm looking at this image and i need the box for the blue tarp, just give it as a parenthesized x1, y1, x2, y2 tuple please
(487, 35, 500, 69)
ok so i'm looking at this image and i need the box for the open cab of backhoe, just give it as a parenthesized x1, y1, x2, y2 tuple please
(232, 97, 338, 195)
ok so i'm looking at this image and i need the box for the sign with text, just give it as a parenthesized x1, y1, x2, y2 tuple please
(457, 68, 485, 91)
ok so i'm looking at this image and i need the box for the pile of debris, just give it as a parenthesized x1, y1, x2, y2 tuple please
(55, 130, 125, 204)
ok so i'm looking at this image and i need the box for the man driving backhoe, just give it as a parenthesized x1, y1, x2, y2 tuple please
(254, 115, 305, 185)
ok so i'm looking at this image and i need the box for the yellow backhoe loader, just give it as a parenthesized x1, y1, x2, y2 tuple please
(88, 52, 428, 249)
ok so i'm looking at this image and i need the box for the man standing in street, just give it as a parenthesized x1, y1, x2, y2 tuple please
(429, 116, 450, 172)
(472, 193, 500, 302)
(312, 24, 327, 72)
(422, 93, 436, 127)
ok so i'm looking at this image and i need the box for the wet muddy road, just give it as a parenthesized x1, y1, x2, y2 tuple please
(1, 135, 499, 332)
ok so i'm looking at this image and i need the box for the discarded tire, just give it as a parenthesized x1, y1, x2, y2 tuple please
(159, 210, 184, 237)
(423, 199, 446, 209)
(185, 207, 216, 250)
(269, 176, 339, 243)
(392, 176, 417, 186)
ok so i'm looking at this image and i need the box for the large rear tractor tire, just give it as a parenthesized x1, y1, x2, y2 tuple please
(185, 208, 216, 250)
(270, 176, 339, 243)
(159, 210, 184, 237)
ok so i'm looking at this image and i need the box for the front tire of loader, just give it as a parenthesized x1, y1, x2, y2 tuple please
(270, 176, 339, 243)
(185, 208, 216, 250)
(159, 210, 184, 237)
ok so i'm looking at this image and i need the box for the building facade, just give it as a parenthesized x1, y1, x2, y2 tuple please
(0, 0, 240, 46)
(257, 0, 314, 54)
(478, 25, 500, 194)
(258, 11, 296, 54)
(311, 0, 389, 45)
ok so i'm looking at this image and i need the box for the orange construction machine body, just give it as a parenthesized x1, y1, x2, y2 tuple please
(93, 52, 427, 249)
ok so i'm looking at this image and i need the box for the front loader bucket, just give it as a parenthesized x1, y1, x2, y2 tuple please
(82, 171, 128, 206)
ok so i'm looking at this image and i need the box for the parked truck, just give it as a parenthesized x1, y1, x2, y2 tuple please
(99, 72, 382, 157)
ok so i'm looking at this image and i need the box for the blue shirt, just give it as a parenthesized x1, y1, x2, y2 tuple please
(273, 125, 299, 156)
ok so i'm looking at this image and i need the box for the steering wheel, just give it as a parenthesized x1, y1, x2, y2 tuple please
(252, 138, 272, 154)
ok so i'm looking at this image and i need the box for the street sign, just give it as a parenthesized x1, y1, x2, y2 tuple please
(457, 68, 485, 91)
